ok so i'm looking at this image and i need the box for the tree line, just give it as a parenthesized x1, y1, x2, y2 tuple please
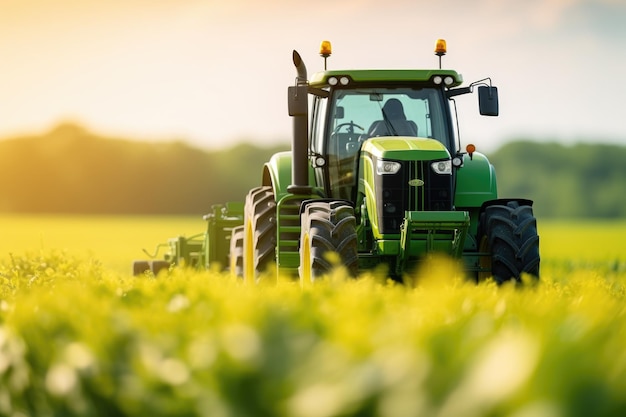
(0, 123, 285, 215)
(0, 123, 623, 218)
(490, 141, 626, 218)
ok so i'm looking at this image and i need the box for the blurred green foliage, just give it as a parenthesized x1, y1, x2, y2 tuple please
(0, 124, 624, 217)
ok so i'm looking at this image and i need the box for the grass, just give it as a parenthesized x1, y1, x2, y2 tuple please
(0, 215, 625, 416)
(539, 219, 626, 262)
(0, 214, 202, 274)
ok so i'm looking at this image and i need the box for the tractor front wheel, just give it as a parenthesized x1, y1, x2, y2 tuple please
(479, 200, 540, 284)
(299, 201, 358, 285)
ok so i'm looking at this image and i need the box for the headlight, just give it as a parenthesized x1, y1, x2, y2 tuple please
(376, 160, 401, 175)
(431, 160, 452, 175)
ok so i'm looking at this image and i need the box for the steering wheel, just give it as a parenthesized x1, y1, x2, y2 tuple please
(331, 122, 365, 135)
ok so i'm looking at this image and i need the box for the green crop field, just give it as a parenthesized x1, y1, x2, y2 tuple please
(0, 215, 625, 416)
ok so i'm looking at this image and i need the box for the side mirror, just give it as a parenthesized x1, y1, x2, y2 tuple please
(478, 86, 499, 116)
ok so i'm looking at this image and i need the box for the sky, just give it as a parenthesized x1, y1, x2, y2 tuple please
(1, 0, 625, 151)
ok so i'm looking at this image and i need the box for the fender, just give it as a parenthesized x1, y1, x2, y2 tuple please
(262, 151, 317, 200)
(455, 152, 498, 208)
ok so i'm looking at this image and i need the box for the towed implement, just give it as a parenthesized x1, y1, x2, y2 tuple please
(134, 39, 540, 284)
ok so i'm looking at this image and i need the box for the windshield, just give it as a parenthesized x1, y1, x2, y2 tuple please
(329, 87, 450, 146)
(323, 87, 451, 200)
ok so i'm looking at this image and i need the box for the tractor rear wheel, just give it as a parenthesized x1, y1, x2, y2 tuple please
(479, 200, 540, 284)
(243, 186, 277, 283)
(299, 201, 358, 284)
(229, 225, 244, 279)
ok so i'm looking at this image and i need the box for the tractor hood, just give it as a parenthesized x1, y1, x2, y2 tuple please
(361, 137, 451, 161)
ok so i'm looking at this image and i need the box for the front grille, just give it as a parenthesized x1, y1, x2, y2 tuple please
(375, 159, 453, 234)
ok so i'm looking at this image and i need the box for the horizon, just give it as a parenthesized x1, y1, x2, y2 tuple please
(2, 119, 624, 154)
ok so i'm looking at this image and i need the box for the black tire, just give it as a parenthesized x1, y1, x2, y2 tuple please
(229, 225, 244, 279)
(132, 260, 150, 276)
(299, 201, 358, 284)
(479, 200, 540, 284)
(243, 186, 277, 283)
(150, 260, 171, 276)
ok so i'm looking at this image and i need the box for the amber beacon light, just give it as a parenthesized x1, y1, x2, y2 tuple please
(435, 38, 447, 68)
(320, 40, 332, 70)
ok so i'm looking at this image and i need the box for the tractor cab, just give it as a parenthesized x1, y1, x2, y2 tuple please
(308, 77, 458, 201)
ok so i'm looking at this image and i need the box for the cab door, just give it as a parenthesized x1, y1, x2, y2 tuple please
(310, 95, 329, 194)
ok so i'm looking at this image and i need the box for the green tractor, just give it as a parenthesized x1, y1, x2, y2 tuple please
(134, 39, 540, 284)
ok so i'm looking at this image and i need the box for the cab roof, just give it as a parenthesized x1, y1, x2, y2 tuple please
(309, 69, 463, 88)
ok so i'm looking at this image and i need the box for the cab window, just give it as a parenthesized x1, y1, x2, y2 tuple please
(324, 87, 450, 200)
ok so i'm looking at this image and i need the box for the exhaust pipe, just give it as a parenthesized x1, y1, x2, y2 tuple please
(287, 50, 312, 195)
(293, 49, 307, 84)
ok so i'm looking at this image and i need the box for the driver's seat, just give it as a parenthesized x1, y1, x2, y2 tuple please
(367, 99, 418, 137)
